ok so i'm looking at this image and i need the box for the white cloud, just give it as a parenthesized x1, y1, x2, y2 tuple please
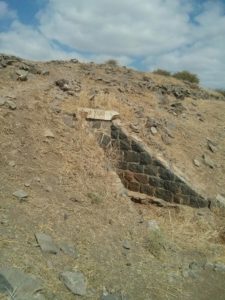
(0, 0, 224, 88)
(0, 1, 16, 19)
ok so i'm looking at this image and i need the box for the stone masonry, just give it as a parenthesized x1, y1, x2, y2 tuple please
(86, 114, 209, 208)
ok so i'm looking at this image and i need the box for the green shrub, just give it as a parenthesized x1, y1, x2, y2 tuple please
(105, 59, 118, 66)
(173, 70, 199, 84)
(153, 69, 171, 77)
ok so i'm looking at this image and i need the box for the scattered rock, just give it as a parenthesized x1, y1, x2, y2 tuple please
(59, 242, 79, 258)
(0, 97, 6, 106)
(130, 123, 140, 133)
(202, 154, 214, 168)
(5, 100, 17, 110)
(213, 194, 225, 208)
(13, 190, 28, 200)
(207, 140, 217, 153)
(44, 129, 55, 138)
(8, 160, 16, 167)
(35, 233, 59, 254)
(16, 70, 28, 81)
(0, 267, 44, 299)
(122, 240, 131, 250)
(59, 271, 87, 296)
(150, 126, 157, 135)
(161, 134, 171, 145)
(42, 70, 49, 76)
(55, 79, 70, 91)
(193, 159, 200, 167)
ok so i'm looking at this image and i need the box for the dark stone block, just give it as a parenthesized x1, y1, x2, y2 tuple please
(140, 184, 155, 196)
(149, 176, 163, 187)
(152, 159, 164, 168)
(158, 167, 175, 181)
(131, 141, 144, 153)
(163, 181, 179, 194)
(140, 152, 152, 165)
(180, 183, 197, 197)
(144, 165, 158, 176)
(174, 194, 190, 205)
(155, 188, 173, 202)
(124, 171, 134, 182)
(190, 196, 208, 208)
(134, 173, 149, 184)
(118, 129, 128, 140)
(92, 120, 101, 129)
(124, 151, 140, 163)
(117, 161, 127, 170)
(120, 140, 131, 151)
(100, 134, 111, 148)
(111, 128, 119, 139)
(128, 163, 144, 173)
(128, 181, 140, 192)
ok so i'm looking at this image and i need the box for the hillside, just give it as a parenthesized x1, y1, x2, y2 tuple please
(0, 54, 225, 300)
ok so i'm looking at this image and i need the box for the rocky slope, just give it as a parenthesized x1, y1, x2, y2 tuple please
(0, 54, 225, 300)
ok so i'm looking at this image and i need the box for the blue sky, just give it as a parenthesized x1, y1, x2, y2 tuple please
(0, 0, 225, 88)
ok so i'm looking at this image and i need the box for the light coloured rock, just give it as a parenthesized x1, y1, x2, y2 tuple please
(203, 154, 214, 168)
(215, 194, 225, 208)
(150, 126, 157, 135)
(44, 129, 55, 138)
(193, 159, 200, 167)
(78, 108, 119, 121)
(13, 190, 28, 200)
(35, 233, 59, 254)
(8, 161, 16, 167)
(59, 271, 87, 296)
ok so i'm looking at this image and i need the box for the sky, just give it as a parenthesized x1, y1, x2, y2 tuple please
(0, 0, 224, 89)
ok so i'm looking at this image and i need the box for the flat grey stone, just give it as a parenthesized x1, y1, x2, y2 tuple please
(59, 242, 79, 258)
(35, 233, 59, 254)
(13, 190, 28, 200)
(0, 267, 44, 299)
(59, 271, 87, 296)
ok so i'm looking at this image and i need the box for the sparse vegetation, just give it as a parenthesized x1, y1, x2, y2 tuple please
(153, 69, 171, 77)
(105, 59, 119, 66)
(215, 89, 225, 97)
(173, 70, 200, 84)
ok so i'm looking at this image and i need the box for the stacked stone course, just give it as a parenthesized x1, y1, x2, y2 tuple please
(90, 119, 209, 208)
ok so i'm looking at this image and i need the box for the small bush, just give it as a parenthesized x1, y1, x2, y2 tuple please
(105, 59, 118, 66)
(153, 69, 171, 77)
(215, 89, 225, 97)
(173, 70, 199, 84)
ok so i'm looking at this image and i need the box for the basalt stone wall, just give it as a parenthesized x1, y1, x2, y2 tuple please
(90, 120, 209, 208)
